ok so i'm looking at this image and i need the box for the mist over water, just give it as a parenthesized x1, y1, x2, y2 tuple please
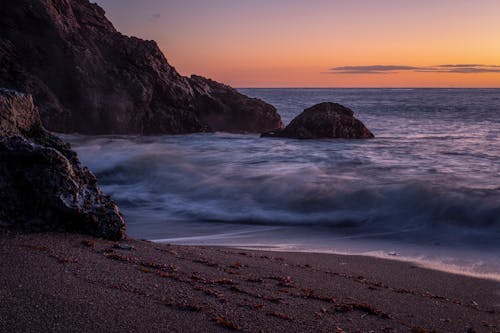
(66, 89, 500, 278)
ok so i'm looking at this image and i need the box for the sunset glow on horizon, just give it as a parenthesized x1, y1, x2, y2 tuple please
(96, 0, 500, 88)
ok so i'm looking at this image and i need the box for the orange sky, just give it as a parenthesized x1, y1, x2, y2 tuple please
(96, 0, 500, 87)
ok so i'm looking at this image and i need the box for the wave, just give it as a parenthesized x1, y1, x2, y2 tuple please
(67, 135, 500, 249)
(63, 88, 500, 277)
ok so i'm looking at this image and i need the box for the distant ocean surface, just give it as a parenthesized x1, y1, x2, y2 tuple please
(66, 88, 500, 279)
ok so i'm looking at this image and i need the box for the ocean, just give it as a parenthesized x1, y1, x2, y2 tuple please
(66, 88, 500, 280)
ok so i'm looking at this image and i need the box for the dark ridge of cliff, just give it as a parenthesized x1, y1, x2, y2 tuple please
(0, 0, 282, 134)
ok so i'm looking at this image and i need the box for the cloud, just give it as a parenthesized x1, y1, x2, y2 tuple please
(329, 64, 500, 74)
(151, 13, 161, 20)
(331, 65, 421, 74)
(439, 68, 500, 73)
(439, 64, 486, 68)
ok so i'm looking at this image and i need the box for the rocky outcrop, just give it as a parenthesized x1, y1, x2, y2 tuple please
(262, 102, 374, 139)
(0, 89, 125, 240)
(190, 76, 283, 133)
(0, 0, 282, 134)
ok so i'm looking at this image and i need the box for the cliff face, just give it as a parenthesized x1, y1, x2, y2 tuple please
(189, 76, 283, 133)
(0, 0, 282, 134)
(0, 88, 126, 240)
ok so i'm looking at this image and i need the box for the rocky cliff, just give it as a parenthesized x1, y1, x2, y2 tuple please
(0, 0, 282, 134)
(0, 88, 125, 240)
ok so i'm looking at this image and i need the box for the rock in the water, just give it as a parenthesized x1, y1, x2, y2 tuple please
(261, 102, 374, 139)
(0, 89, 125, 240)
(0, 0, 282, 134)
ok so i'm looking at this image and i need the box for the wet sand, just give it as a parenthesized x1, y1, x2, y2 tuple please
(0, 230, 498, 332)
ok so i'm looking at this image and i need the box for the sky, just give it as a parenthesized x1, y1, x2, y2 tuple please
(95, 0, 500, 88)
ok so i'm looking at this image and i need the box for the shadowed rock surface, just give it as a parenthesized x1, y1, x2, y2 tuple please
(0, 0, 282, 134)
(190, 76, 283, 133)
(262, 102, 374, 139)
(0, 88, 125, 240)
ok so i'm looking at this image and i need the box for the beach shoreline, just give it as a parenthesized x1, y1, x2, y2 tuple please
(150, 234, 500, 284)
(1, 230, 498, 332)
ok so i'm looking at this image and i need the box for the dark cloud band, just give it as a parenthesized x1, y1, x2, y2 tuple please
(330, 64, 500, 74)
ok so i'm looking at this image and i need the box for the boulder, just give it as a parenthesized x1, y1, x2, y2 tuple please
(0, 0, 282, 134)
(262, 102, 374, 139)
(0, 89, 125, 240)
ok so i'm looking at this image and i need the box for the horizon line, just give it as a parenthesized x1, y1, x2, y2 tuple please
(235, 86, 500, 89)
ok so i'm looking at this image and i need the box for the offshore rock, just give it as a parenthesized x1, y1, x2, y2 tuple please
(0, 89, 125, 240)
(0, 0, 282, 134)
(261, 102, 374, 139)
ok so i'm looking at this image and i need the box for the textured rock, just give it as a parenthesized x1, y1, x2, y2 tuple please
(0, 89, 125, 240)
(0, 0, 282, 134)
(262, 102, 374, 139)
(190, 76, 283, 133)
(0, 89, 41, 136)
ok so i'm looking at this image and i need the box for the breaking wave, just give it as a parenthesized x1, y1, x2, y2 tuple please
(67, 131, 500, 248)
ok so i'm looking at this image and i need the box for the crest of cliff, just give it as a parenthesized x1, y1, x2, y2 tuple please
(0, 0, 282, 134)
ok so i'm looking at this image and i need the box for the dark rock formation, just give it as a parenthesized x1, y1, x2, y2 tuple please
(0, 0, 282, 134)
(261, 102, 374, 139)
(0, 88, 125, 240)
(190, 76, 283, 133)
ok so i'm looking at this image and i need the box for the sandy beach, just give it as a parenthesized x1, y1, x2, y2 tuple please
(0, 230, 498, 333)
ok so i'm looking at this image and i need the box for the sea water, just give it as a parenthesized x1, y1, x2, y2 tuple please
(66, 88, 500, 280)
